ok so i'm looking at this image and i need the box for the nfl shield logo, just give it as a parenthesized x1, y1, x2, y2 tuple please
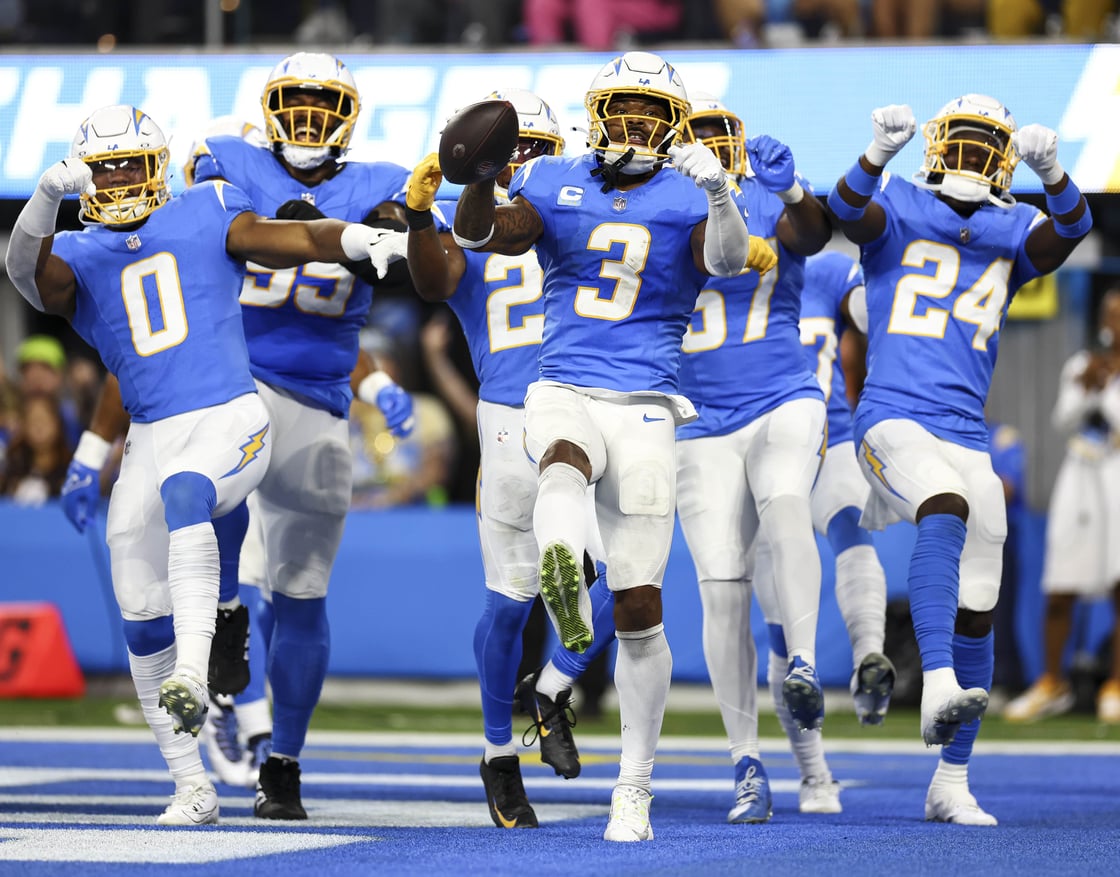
(496, 428, 509, 446)
(612, 196, 627, 213)
(126, 234, 141, 251)
(301, 192, 316, 205)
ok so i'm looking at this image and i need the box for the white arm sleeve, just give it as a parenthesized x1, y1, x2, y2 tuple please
(5, 180, 68, 312)
(846, 284, 868, 334)
(702, 182, 750, 277)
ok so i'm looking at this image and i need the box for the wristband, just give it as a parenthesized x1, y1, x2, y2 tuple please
(827, 186, 867, 223)
(777, 181, 805, 205)
(1045, 179, 1082, 217)
(405, 206, 434, 230)
(357, 370, 394, 406)
(1053, 203, 1093, 239)
(452, 224, 494, 250)
(844, 160, 880, 198)
(74, 430, 111, 470)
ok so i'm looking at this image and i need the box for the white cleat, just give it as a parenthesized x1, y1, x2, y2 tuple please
(925, 781, 998, 826)
(156, 781, 219, 826)
(799, 775, 842, 814)
(603, 785, 654, 842)
(201, 693, 253, 787)
(920, 686, 988, 747)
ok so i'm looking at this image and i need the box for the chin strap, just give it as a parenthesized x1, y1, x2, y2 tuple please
(590, 148, 636, 193)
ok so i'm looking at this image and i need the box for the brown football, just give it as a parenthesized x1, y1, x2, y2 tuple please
(438, 100, 519, 186)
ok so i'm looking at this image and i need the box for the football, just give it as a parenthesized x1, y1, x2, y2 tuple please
(438, 100, 519, 186)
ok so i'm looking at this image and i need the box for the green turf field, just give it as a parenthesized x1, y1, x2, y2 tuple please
(5, 691, 1119, 742)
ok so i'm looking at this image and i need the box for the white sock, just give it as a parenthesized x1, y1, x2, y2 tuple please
(533, 462, 589, 558)
(698, 579, 758, 763)
(536, 661, 576, 701)
(167, 522, 220, 680)
(760, 496, 819, 666)
(615, 624, 672, 792)
(923, 667, 962, 706)
(931, 759, 969, 787)
(484, 741, 518, 763)
(834, 545, 887, 666)
(768, 650, 830, 780)
(235, 698, 273, 742)
(128, 644, 206, 783)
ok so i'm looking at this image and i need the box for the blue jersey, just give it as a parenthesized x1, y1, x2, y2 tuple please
(509, 154, 710, 395)
(854, 174, 1044, 451)
(193, 136, 410, 417)
(54, 181, 257, 423)
(800, 251, 863, 447)
(435, 200, 542, 408)
(677, 179, 820, 439)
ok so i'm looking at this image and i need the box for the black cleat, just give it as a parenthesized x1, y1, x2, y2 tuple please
(208, 604, 250, 696)
(254, 756, 308, 820)
(515, 669, 581, 779)
(479, 756, 538, 829)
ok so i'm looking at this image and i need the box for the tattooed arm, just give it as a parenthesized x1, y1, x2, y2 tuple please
(452, 178, 544, 255)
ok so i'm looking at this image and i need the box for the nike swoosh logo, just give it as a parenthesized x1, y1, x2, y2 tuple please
(495, 806, 519, 828)
(536, 709, 550, 738)
(63, 474, 92, 494)
(642, 414, 666, 423)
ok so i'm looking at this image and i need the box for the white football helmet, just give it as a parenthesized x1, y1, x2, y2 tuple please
(183, 116, 267, 187)
(584, 51, 690, 175)
(70, 105, 169, 226)
(684, 91, 747, 180)
(261, 52, 360, 171)
(484, 88, 565, 200)
(914, 94, 1018, 206)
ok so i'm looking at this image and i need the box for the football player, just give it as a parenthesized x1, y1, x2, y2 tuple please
(5, 104, 392, 825)
(404, 89, 616, 828)
(828, 94, 1092, 824)
(451, 52, 774, 841)
(185, 52, 415, 820)
(672, 92, 832, 823)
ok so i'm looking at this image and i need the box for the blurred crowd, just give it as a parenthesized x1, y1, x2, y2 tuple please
(3, 0, 1120, 48)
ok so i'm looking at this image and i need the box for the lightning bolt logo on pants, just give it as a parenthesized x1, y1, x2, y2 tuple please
(221, 423, 270, 479)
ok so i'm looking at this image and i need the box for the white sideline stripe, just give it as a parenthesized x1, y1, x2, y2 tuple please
(2, 727, 1120, 756)
(0, 827, 370, 862)
(0, 797, 609, 830)
(0, 766, 807, 794)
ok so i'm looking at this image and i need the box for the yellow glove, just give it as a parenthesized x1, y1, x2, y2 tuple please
(746, 235, 777, 277)
(406, 153, 442, 212)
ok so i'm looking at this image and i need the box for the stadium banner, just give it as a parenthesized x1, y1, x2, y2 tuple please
(0, 43, 1111, 200)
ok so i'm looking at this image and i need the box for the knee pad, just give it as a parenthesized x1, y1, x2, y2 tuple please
(618, 459, 671, 517)
(122, 615, 175, 656)
(481, 473, 536, 529)
(160, 471, 216, 531)
(958, 576, 1000, 614)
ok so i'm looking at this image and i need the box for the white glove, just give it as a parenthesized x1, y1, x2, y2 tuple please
(38, 157, 95, 200)
(668, 142, 727, 192)
(1011, 124, 1063, 186)
(367, 228, 408, 280)
(864, 105, 917, 167)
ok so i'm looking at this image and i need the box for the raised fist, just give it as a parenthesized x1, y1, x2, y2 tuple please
(865, 105, 917, 167)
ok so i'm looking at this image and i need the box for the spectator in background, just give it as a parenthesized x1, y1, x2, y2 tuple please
(1005, 289, 1120, 725)
(351, 330, 456, 508)
(1, 394, 72, 505)
(0, 357, 18, 478)
(15, 334, 82, 446)
(523, 0, 683, 49)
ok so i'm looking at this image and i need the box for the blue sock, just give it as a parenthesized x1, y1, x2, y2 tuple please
(942, 631, 993, 765)
(257, 593, 276, 654)
(236, 583, 269, 706)
(122, 616, 175, 656)
(269, 592, 329, 759)
(212, 501, 249, 604)
(552, 573, 616, 678)
(767, 623, 788, 659)
(909, 514, 967, 671)
(474, 590, 534, 745)
(825, 505, 873, 555)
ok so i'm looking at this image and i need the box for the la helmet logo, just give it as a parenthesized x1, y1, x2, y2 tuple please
(639, 77, 651, 85)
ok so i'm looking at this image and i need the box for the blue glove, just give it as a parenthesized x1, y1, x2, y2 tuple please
(61, 431, 111, 533)
(746, 134, 797, 194)
(376, 384, 415, 438)
(357, 371, 415, 438)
